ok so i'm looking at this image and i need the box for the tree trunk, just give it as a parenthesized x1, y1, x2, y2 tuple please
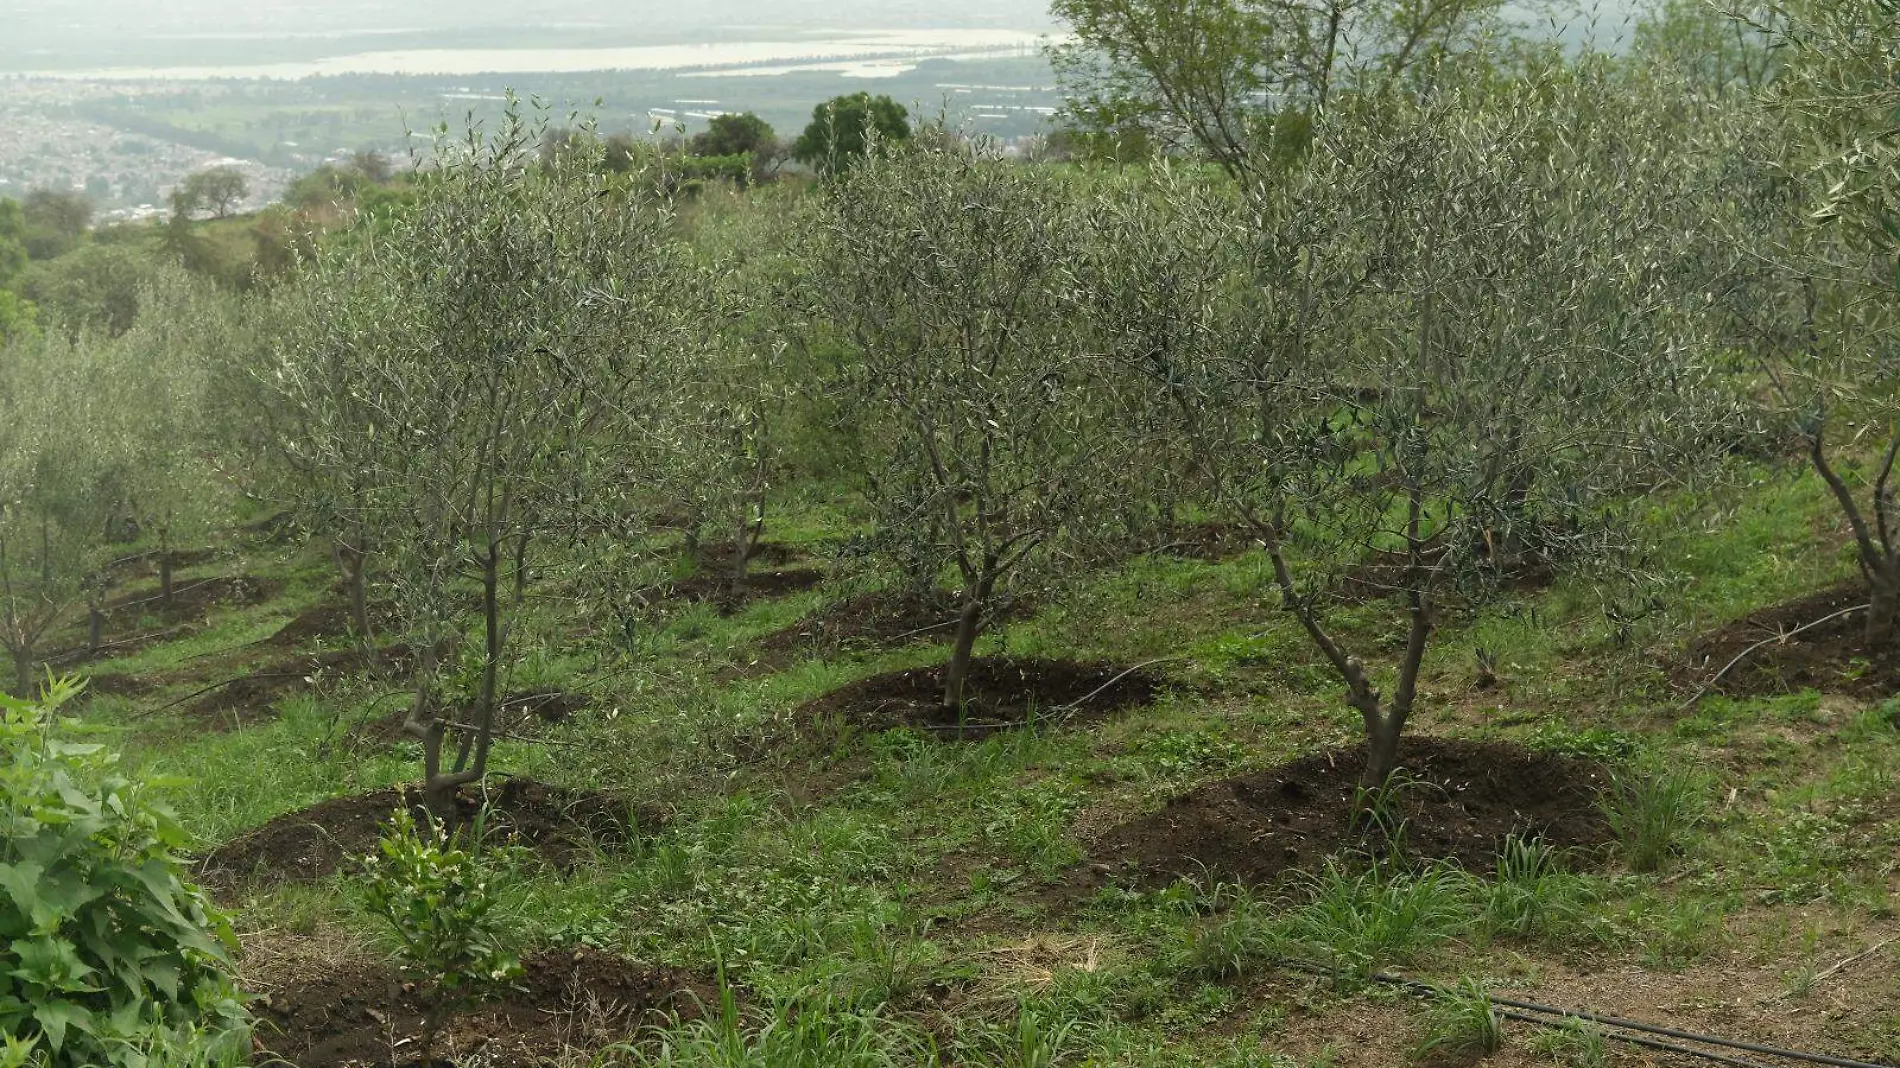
(1869, 564, 1899, 648)
(12, 648, 33, 698)
(334, 539, 371, 639)
(512, 530, 531, 604)
(88, 606, 104, 655)
(727, 508, 761, 602)
(447, 538, 503, 800)
(1362, 711, 1405, 789)
(158, 527, 174, 608)
(942, 574, 996, 713)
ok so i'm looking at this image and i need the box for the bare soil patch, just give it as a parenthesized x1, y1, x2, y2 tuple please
(796, 657, 1164, 741)
(1076, 738, 1609, 891)
(106, 574, 282, 625)
(198, 777, 650, 890)
(1339, 548, 1554, 606)
(349, 691, 593, 751)
(760, 590, 1035, 657)
(1674, 582, 1899, 700)
(253, 945, 716, 1068)
(183, 645, 416, 728)
(667, 567, 825, 614)
(696, 539, 805, 571)
(266, 597, 402, 649)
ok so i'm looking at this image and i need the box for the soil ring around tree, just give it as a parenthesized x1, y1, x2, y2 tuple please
(665, 567, 826, 615)
(197, 776, 655, 892)
(251, 945, 719, 1068)
(795, 656, 1166, 743)
(266, 596, 403, 649)
(1071, 738, 1611, 895)
(1672, 582, 1899, 701)
(182, 644, 417, 730)
(347, 691, 594, 752)
(105, 574, 284, 627)
(759, 589, 1037, 658)
(694, 539, 806, 571)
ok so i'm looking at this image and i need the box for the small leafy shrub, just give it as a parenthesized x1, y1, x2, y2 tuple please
(0, 680, 250, 1067)
(360, 808, 520, 1063)
(1602, 760, 1707, 873)
(1414, 978, 1503, 1061)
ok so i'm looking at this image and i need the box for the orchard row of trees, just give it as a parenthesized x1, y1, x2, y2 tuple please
(2, 1, 1895, 806)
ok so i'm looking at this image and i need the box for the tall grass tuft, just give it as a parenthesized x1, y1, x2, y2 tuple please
(1602, 761, 1707, 873)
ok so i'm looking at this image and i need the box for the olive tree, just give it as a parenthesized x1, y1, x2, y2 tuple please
(1724, 0, 1900, 647)
(1099, 61, 1737, 786)
(1049, 0, 1505, 183)
(266, 112, 685, 814)
(802, 138, 1127, 711)
(0, 331, 129, 693)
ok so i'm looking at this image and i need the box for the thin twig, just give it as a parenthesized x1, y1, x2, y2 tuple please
(1770, 938, 1896, 1002)
(1676, 603, 1870, 712)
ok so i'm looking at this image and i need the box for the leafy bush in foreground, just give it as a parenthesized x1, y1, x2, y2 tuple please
(0, 679, 250, 1067)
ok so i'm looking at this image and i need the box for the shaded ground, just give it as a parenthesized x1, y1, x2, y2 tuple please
(106, 574, 282, 625)
(1340, 548, 1554, 607)
(1077, 738, 1610, 891)
(1674, 582, 1899, 700)
(349, 691, 593, 751)
(252, 945, 717, 1068)
(1151, 521, 1259, 563)
(760, 590, 1036, 657)
(797, 657, 1164, 741)
(266, 597, 401, 649)
(198, 777, 651, 890)
(183, 645, 416, 728)
(667, 567, 825, 614)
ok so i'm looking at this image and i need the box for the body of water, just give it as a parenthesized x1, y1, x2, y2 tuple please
(27, 29, 1053, 81)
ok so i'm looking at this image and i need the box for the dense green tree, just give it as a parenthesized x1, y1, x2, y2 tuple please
(692, 112, 776, 159)
(1049, 0, 1504, 184)
(20, 188, 92, 261)
(17, 243, 163, 337)
(0, 199, 26, 286)
(791, 93, 910, 173)
(178, 167, 249, 219)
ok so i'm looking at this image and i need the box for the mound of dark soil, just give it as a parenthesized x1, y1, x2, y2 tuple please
(199, 777, 650, 890)
(185, 645, 416, 728)
(1674, 583, 1899, 700)
(266, 598, 401, 649)
(696, 539, 805, 570)
(106, 574, 282, 624)
(760, 590, 1036, 656)
(668, 567, 825, 614)
(797, 657, 1163, 741)
(254, 946, 716, 1068)
(1079, 738, 1609, 891)
(349, 692, 592, 752)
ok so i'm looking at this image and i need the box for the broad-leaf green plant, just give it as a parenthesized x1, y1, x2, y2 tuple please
(0, 678, 250, 1067)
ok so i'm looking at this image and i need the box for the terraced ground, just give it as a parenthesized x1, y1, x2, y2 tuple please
(66, 469, 1900, 1067)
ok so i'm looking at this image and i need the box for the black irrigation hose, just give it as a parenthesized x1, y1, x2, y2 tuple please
(1365, 971, 1898, 1068)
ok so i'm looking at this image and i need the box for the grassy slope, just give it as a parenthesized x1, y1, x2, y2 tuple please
(72, 463, 1900, 1067)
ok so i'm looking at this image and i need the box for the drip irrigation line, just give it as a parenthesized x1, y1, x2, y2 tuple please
(1489, 1007, 1777, 1068)
(1362, 970, 1896, 1068)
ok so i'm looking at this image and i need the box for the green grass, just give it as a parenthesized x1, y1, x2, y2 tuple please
(49, 463, 1900, 1066)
